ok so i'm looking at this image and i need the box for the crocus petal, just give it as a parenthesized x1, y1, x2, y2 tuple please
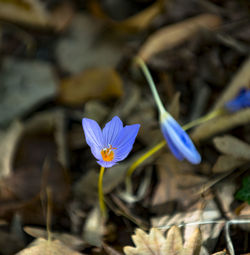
(102, 116, 123, 147)
(82, 118, 104, 160)
(225, 88, 250, 112)
(113, 124, 140, 162)
(161, 115, 201, 164)
(97, 160, 117, 168)
(161, 123, 184, 161)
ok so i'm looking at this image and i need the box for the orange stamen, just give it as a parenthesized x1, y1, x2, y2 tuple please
(100, 145, 116, 162)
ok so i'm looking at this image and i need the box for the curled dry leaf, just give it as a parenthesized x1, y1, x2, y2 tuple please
(58, 68, 123, 106)
(24, 226, 87, 251)
(124, 226, 202, 255)
(82, 206, 104, 247)
(16, 238, 84, 255)
(212, 155, 246, 173)
(88, 0, 163, 32)
(138, 14, 222, 61)
(0, 0, 73, 30)
(213, 135, 250, 160)
(0, 111, 70, 224)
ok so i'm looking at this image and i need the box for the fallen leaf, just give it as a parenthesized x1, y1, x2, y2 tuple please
(0, 121, 23, 178)
(212, 155, 246, 173)
(88, 0, 163, 32)
(183, 228, 202, 255)
(0, 58, 58, 126)
(138, 13, 222, 61)
(123, 228, 167, 255)
(24, 226, 87, 251)
(58, 68, 123, 106)
(16, 238, 84, 255)
(213, 135, 250, 160)
(0, 0, 73, 30)
(82, 206, 104, 247)
(192, 109, 250, 143)
(124, 226, 202, 255)
(56, 14, 123, 73)
(115, 0, 163, 32)
(0, 111, 70, 224)
(164, 226, 183, 254)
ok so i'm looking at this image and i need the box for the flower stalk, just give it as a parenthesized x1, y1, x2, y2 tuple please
(98, 166, 106, 217)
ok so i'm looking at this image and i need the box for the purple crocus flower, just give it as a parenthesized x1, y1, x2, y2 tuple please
(160, 112, 201, 164)
(82, 116, 140, 168)
(225, 88, 250, 112)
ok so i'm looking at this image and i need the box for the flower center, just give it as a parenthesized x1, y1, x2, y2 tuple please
(100, 145, 116, 162)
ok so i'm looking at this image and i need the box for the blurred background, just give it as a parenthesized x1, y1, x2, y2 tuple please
(0, 0, 250, 254)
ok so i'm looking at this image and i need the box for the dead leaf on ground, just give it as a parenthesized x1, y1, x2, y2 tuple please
(56, 14, 123, 73)
(0, 111, 70, 224)
(88, 0, 163, 32)
(0, 121, 23, 178)
(213, 135, 250, 160)
(16, 238, 85, 255)
(58, 68, 123, 106)
(0, 0, 74, 30)
(151, 153, 207, 209)
(191, 108, 250, 143)
(123, 226, 202, 255)
(24, 226, 87, 251)
(82, 206, 104, 247)
(212, 155, 246, 173)
(0, 58, 58, 126)
(138, 13, 222, 61)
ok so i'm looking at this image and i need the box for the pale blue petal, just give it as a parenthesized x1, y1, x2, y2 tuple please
(162, 116, 201, 164)
(97, 160, 117, 168)
(102, 116, 123, 147)
(113, 124, 140, 161)
(161, 123, 184, 161)
(82, 118, 104, 160)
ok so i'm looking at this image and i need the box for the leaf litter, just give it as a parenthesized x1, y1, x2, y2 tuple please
(0, 0, 250, 254)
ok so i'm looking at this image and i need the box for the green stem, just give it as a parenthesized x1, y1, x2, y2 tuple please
(136, 57, 166, 114)
(98, 166, 107, 218)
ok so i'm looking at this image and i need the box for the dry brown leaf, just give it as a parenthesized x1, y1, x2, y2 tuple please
(0, 121, 23, 178)
(89, 0, 163, 32)
(164, 226, 183, 254)
(58, 68, 123, 106)
(124, 226, 201, 255)
(82, 206, 104, 247)
(183, 228, 202, 255)
(124, 228, 166, 255)
(16, 238, 84, 255)
(24, 226, 87, 251)
(213, 135, 250, 160)
(191, 108, 250, 142)
(0, 0, 73, 30)
(138, 14, 222, 61)
(0, 111, 70, 224)
(117, 1, 163, 32)
(212, 155, 246, 173)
